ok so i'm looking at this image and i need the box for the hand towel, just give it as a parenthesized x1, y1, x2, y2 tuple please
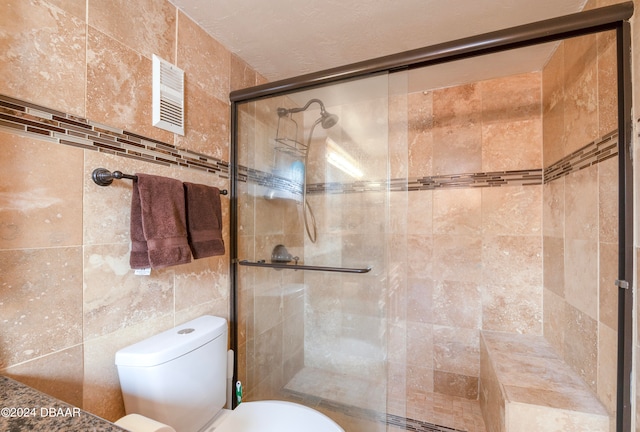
(130, 174, 192, 269)
(129, 181, 150, 268)
(183, 182, 225, 259)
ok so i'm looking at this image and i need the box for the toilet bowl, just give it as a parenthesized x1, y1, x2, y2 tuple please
(114, 315, 343, 432)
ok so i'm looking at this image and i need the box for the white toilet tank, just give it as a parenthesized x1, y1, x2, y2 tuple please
(115, 316, 228, 432)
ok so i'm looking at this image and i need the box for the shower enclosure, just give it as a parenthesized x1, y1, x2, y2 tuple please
(232, 74, 407, 431)
(230, 4, 633, 432)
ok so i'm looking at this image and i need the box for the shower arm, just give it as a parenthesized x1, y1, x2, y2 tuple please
(277, 98, 326, 117)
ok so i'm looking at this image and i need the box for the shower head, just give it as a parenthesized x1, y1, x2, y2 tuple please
(277, 98, 339, 129)
(320, 112, 339, 129)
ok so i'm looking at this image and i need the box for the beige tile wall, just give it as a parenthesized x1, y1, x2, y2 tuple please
(0, 0, 261, 422)
(2, 0, 639, 428)
(541, 19, 619, 422)
(390, 71, 544, 404)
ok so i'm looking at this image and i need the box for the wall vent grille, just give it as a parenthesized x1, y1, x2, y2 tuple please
(152, 54, 185, 136)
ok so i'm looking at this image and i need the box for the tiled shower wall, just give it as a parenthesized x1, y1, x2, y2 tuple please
(0, 0, 261, 422)
(542, 24, 620, 417)
(386, 71, 545, 405)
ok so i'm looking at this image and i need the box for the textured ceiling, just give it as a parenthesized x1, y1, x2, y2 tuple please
(170, 0, 588, 91)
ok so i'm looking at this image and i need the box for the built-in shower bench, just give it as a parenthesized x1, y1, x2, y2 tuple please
(479, 331, 610, 432)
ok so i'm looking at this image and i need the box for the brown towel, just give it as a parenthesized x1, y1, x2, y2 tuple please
(130, 174, 192, 269)
(183, 182, 225, 259)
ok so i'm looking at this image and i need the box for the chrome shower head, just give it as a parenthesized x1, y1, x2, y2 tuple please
(277, 98, 339, 129)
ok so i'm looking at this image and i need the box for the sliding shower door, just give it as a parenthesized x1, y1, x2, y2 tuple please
(234, 73, 406, 431)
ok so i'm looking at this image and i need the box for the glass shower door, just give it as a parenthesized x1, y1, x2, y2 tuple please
(235, 73, 396, 431)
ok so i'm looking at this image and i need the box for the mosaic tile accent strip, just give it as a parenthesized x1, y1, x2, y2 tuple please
(0, 94, 229, 177)
(1, 94, 616, 192)
(303, 170, 543, 195)
(284, 389, 466, 432)
(544, 131, 618, 183)
(238, 168, 544, 196)
(237, 165, 303, 198)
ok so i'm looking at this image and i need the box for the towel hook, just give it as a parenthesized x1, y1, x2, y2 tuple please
(91, 168, 228, 195)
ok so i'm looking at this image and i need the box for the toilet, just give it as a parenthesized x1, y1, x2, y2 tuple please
(114, 315, 344, 432)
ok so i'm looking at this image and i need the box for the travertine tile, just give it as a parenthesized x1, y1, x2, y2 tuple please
(0, 247, 83, 367)
(389, 86, 409, 179)
(434, 370, 479, 399)
(598, 155, 618, 243)
(231, 54, 258, 92)
(177, 10, 231, 103)
(433, 188, 482, 236)
(543, 236, 564, 297)
(175, 84, 230, 158)
(564, 304, 598, 391)
(431, 79, 483, 176)
(88, 0, 176, 62)
(0, 0, 86, 116)
(542, 43, 565, 167)
(406, 278, 433, 325)
(433, 325, 479, 378)
(482, 283, 543, 335)
(482, 186, 542, 237)
(564, 238, 598, 319)
(482, 235, 542, 288)
(507, 402, 609, 432)
(175, 255, 229, 312)
(432, 123, 483, 175)
(599, 241, 618, 330)
(480, 72, 541, 124)
(597, 30, 618, 136)
(433, 280, 481, 330)
(83, 243, 175, 339)
(597, 323, 617, 415)
(481, 119, 542, 172)
(563, 34, 599, 155)
(407, 321, 434, 369)
(0, 132, 83, 249)
(86, 27, 173, 144)
(543, 288, 566, 358)
(564, 166, 598, 241)
(407, 91, 433, 178)
(405, 189, 432, 233)
(4, 345, 83, 408)
(407, 234, 433, 279)
(542, 178, 565, 238)
(433, 235, 482, 283)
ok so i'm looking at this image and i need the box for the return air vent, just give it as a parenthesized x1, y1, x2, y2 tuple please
(152, 54, 185, 136)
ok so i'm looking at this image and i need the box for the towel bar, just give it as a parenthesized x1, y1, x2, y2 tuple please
(238, 259, 371, 274)
(91, 168, 228, 195)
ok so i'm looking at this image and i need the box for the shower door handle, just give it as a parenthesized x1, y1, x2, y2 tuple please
(237, 260, 371, 274)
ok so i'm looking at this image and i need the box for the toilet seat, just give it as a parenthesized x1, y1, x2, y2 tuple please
(206, 400, 344, 432)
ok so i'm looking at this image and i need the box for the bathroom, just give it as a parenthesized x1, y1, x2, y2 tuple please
(0, 0, 639, 431)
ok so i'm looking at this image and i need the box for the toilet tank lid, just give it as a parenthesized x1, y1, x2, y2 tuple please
(115, 316, 227, 367)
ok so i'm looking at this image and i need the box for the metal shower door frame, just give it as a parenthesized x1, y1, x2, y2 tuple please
(229, 3, 634, 430)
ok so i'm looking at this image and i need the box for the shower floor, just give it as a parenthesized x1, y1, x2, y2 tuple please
(282, 367, 486, 432)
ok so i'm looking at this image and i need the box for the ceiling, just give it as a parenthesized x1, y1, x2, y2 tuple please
(170, 0, 588, 92)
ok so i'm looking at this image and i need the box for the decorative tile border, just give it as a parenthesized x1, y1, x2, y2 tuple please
(305, 169, 543, 195)
(543, 131, 618, 183)
(0, 94, 229, 177)
(1, 94, 617, 193)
